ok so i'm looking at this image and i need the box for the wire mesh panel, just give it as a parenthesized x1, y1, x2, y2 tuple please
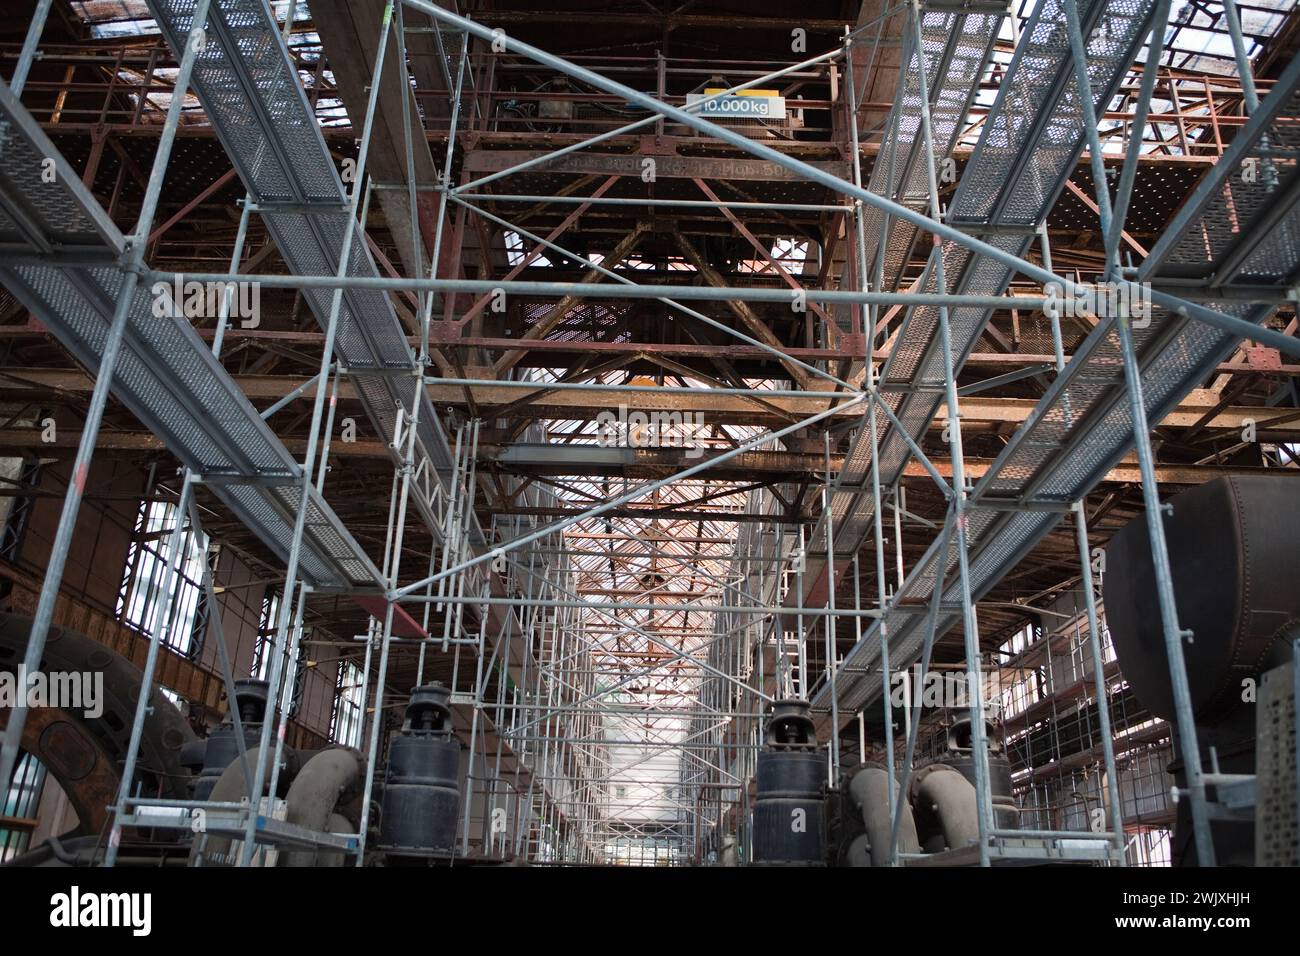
(818, 8, 1300, 723)
(857, 10, 1004, 292)
(1151, 60, 1300, 287)
(811, 2, 1162, 720)
(0, 80, 380, 592)
(1257, 660, 1298, 866)
(145, 0, 458, 505)
(0, 85, 122, 253)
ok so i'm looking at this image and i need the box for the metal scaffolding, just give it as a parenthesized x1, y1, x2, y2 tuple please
(0, 0, 1297, 867)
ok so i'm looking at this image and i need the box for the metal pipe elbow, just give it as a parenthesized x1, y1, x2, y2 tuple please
(913, 765, 980, 852)
(847, 766, 919, 866)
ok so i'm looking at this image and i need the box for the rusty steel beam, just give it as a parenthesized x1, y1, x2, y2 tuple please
(461, 149, 851, 182)
(670, 233, 818, 391)
(11, 327, 1293, 375)
(4, 367, 1296, 435)
(3, 428, 1291, 491)
(493, 225, 647, 374)
(312, 0, 442, 280)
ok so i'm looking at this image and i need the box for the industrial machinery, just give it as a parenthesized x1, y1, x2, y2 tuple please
(1106, 475, 1300, 866)
(2, 0, 1298, 878)
(820, 719, 1018, 866)
(376, 683, 463, 859)
(0, 613, 465, 867)
(929, 718, 1020, 832)
(751, 699, 826, 865)
(748, 698, 1015, 866)
(0, 612, 195, 845)
(181, 679, 272, 801)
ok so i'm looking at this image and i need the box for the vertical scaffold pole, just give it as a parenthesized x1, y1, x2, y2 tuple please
(908, 0, 993, 863)
(238, 1, 397, 867)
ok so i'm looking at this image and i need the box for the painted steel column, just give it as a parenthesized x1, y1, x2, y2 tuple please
(103, 473, 195, 866)
(1073, 501, 1127, 861)
(1222, 0, 1260, 112)
(420, 28, 468, 361)
(1042, 205, 1125, 858)
(355, 381, 426, 863)
(185, 496, 255, 809)
(1107, 0, 1171, 265)
(1064, 0, 1114, 236)
(844, 26, 898, 850)
(211, 196, 254, 356)
(888, 513, 954, 860)
(264, 581, 309, 804)
(1071, 0, 1213, 865)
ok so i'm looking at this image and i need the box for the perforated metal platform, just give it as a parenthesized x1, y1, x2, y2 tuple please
(144, 0, 461, 543)
(0, 80, 381, 593)
(1257, 660, 1298, 866)
(857, 6, 1003, 295)
(814, 47, 1300, 719)
(802, 0, 1159, 618)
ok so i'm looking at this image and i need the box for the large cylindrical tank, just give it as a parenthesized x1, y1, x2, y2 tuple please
(751, 700, 825, 866)
(378, 684, 462, 856)
(1105, 475, 1299, 724)
(1104, 475, 1300, 865)
(0, 612, 196, 837)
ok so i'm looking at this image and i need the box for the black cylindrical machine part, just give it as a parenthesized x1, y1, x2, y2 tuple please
(378, 683, 462, 856)
(188, 679, 270, 802)
(1104, 475, 1300, 865)
(752, 700, 825, 866)
(1105, 475, 1299, 724)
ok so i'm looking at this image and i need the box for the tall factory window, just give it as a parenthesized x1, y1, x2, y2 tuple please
(0, 752, 46, 862)
(331, 660, 364, 748)
(251, 590, 305, 716)
(287, 639, 308, 719)
(118, 498, 208, 658)
(1128, 827, 1173, 867)
(251, 589, 282, 680)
